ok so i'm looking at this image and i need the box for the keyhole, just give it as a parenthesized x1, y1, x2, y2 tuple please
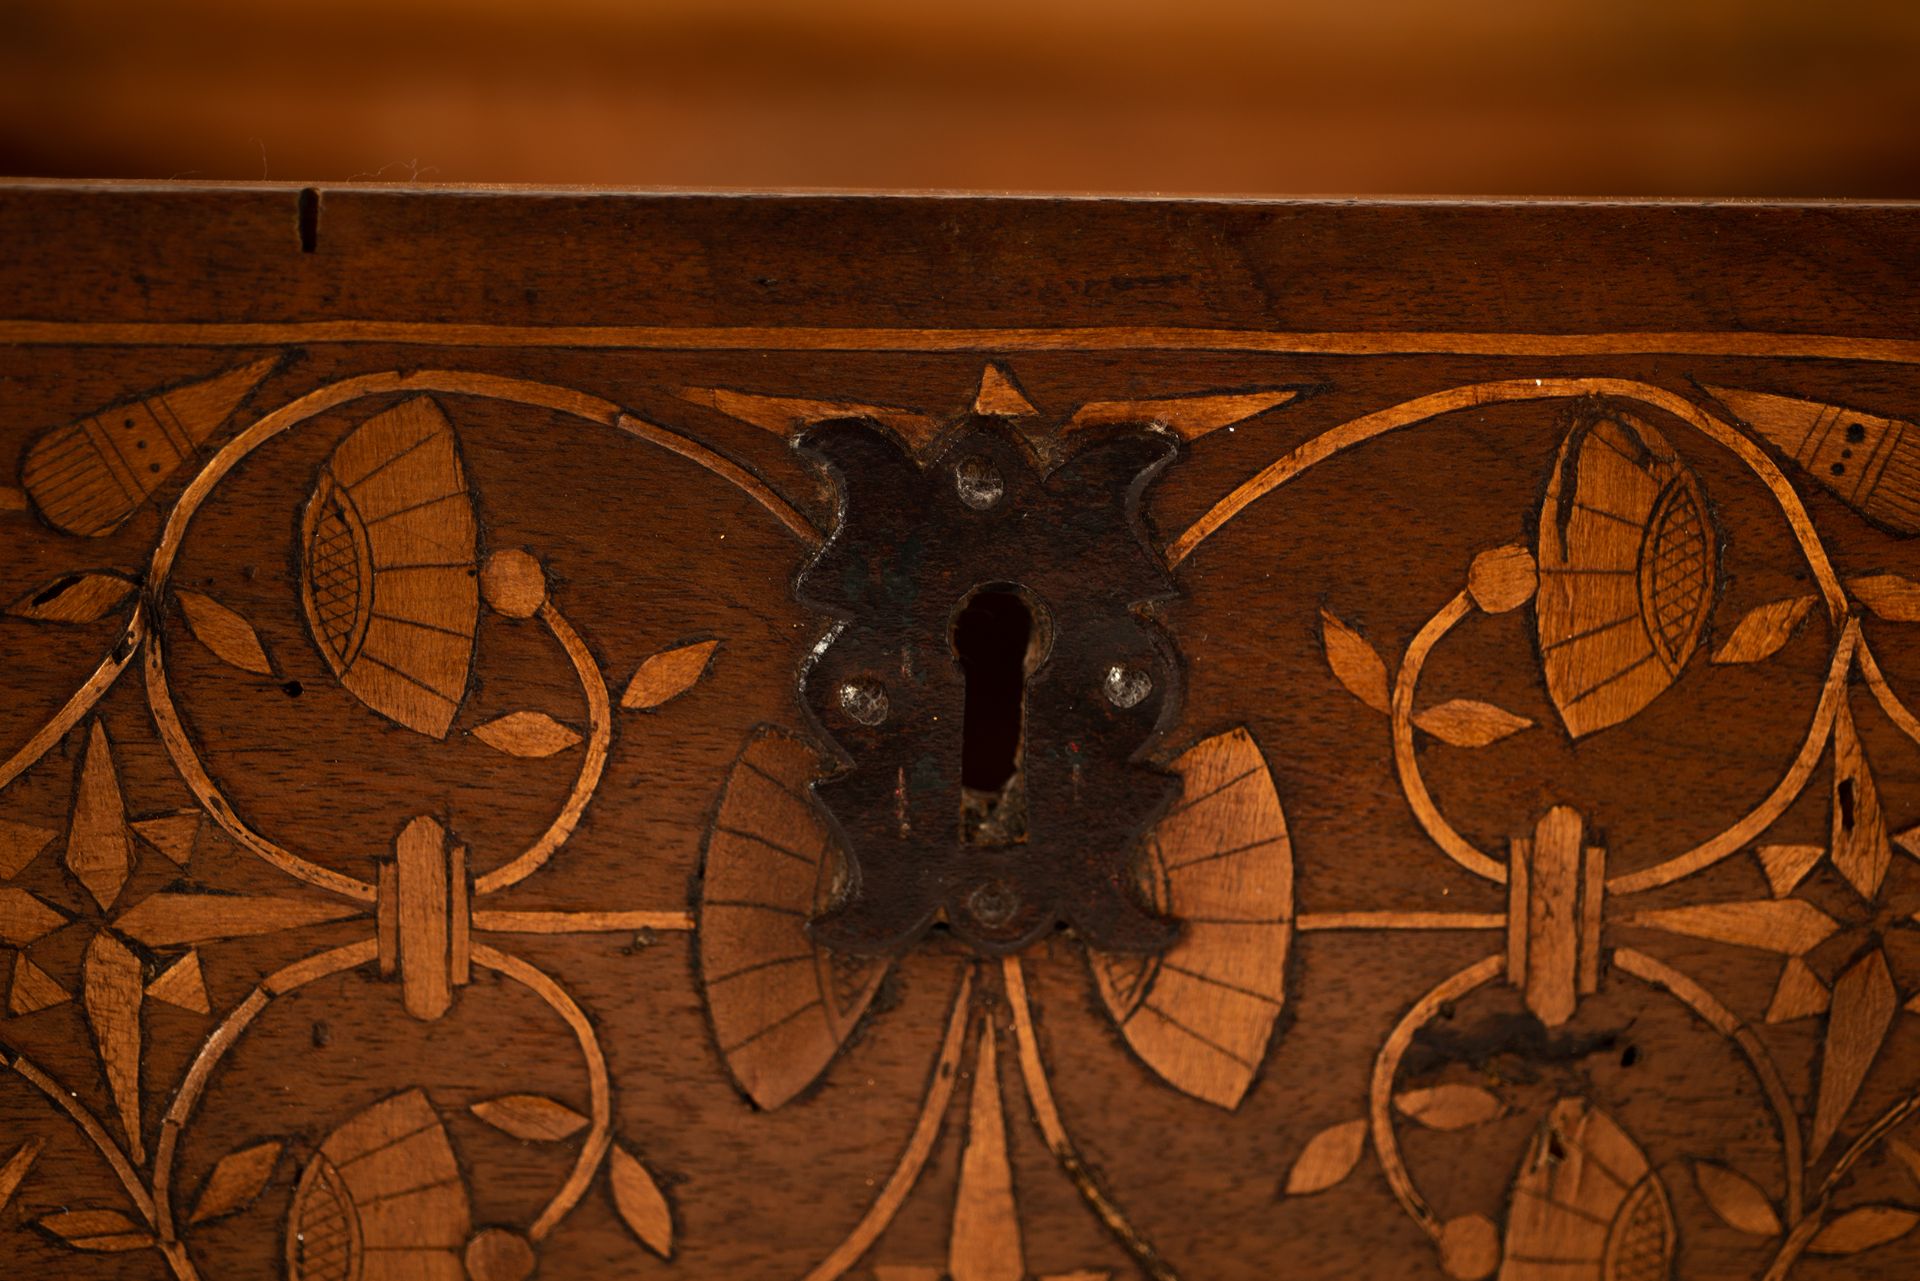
(951, 583, 1049, 844)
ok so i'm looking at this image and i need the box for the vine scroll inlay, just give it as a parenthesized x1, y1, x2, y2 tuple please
(5, 210, 1920, 1278)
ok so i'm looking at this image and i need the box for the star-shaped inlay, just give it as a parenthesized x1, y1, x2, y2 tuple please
(2, 716, 371, 1167)
(1623, 691, 1920, 1161)
(2, 718, 212, 1016)
(1747, 865, 1920, 1156)
(0, 718, 223, 1163)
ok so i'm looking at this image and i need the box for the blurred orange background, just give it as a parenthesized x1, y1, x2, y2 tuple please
(2, 0, 1918, 195)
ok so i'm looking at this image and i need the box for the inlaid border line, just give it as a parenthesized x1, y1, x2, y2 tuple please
(2, 322, 1920, 363)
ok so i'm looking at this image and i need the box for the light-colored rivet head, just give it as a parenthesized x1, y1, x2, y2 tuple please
(954, 456, 1005, 510)
(967, 879, 1020, 929)
(839, 679, 890, 726)
(1103, 664, 1153, 709)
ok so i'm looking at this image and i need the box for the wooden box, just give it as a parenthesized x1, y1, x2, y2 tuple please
(1, 185, 1918, 1279)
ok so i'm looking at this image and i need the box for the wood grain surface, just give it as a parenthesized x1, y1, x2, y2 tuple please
(1, 185, 1919, 1279)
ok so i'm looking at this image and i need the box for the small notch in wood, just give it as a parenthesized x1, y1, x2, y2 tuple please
(297, 187, 320, 253)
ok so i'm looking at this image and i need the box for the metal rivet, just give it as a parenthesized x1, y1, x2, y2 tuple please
(838, 679, 890, 726)
(966, 879, 1020, 929)
(954, 456, 1005, 510)
(1103, 664, 1152, 709)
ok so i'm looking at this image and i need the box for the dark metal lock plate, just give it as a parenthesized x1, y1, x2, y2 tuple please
(794, 414, 1184, 956)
